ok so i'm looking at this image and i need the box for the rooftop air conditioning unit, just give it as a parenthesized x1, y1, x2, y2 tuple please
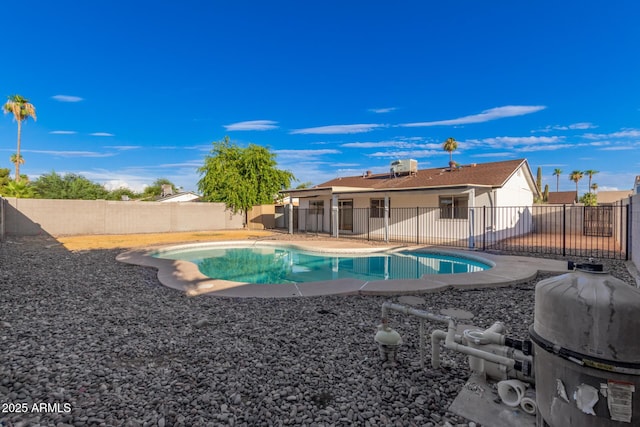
(390, 159, 418, 177)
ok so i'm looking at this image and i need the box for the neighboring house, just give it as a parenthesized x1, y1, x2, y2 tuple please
(157, 192, 201, 203)
(546, 191, 578, 205)
(596, 190, 632, 205)
(285, 158, 539, 244)
(634, 176, 640, 195)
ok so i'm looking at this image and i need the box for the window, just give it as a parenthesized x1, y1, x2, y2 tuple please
(439, 196, 468, 219)
(370, 198, 389, 218)
(309, 200, 324, 215)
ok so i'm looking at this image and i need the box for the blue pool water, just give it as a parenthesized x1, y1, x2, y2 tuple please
(155, 246, 491, 284)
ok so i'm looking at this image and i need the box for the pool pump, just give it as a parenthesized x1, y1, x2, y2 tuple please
(374, 261, 640, 426)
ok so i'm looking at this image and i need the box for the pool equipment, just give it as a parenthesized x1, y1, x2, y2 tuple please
(374, 322, 403, 365)
(497, 379, 527, 407)
(374, 261, 640, 426)
(377, 302, 533, 382)
(531, 262, 640, 426)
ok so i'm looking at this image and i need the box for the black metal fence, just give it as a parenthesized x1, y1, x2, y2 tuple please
(283, 203, 630, 260)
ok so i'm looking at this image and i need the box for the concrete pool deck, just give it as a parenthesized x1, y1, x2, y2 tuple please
(116, 240, 570, 298)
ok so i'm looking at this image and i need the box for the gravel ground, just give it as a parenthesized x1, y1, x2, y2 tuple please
(0, 235, 636, 427)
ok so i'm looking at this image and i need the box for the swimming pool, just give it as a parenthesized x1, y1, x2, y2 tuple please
(117, 241, 567, 297)
(154, 246, 491, 284)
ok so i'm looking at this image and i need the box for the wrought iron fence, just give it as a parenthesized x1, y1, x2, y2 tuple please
(285, 203, 630, 260)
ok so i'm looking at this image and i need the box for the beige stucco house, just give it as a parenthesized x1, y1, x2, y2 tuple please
(285, 158, 539, 245)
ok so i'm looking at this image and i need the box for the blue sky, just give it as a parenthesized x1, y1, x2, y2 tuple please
(1, 1, 639, 194)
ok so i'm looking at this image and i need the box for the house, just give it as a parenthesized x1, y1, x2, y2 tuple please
(634, 176, 640, 195)
(157, 192, 201, 203)
(596, 190, 632, 205)
(284, 158, 539, 245)
(546, 190, 631, 205)
(546, 191, 578, 204)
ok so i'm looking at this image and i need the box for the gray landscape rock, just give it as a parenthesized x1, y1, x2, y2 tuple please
(0, 235, 634, 426)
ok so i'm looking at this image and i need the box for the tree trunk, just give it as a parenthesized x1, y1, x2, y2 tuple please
(15, 120, 22, 182)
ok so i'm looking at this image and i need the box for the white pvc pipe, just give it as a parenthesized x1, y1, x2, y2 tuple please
(520, 389, 537, 415)
(381, 301, 451, 324)
(383, 302, 528, 380)
(444, 322, 518, 369)
(431, 329, 448, 368)
(498, 379, 527, 407)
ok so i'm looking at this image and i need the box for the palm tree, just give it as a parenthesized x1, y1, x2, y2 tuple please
(584, 169, 599, 193)
(569, 170, 584, 202)
(553, 168, 562, 192)
(3, 95, 37, 182)
(1, 179, 35, 198)
(10, 153, 24, 170)
(591, 183, 598, 193)
(443, 137, 457, 168)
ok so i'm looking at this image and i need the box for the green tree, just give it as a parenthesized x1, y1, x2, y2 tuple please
(142, 178, 180, 199)
(107, 187, 140, 201)
(552, 168, 562, 192)
(198, 137, 294, 223)
(0, 168, 10, 192)
(3, 95, 37, 182)
(584, 169, 599, 193)
(443, 137, 457, 167)
(569, 170, 584, 202)
(1, 179, 36, 198)
(543, 184, 549, 203)
(590, 182, 598, 193)
(10, 153, 24, 176)
(579, 192, 597, 206)
(32, 171, 109, 199)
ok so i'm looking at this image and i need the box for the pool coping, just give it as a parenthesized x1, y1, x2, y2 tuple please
(116, 240, 570, 298)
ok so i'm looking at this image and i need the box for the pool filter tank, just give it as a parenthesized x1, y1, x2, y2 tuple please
(530, 263, 640, 426)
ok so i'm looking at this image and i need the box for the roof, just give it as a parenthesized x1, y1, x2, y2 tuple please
(157, 192, 201, 203)
(546, 191, 577, 204)
(298, 159, 534, 193)
(596, 190, 632, 204)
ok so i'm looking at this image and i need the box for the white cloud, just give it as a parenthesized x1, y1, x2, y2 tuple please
(368, 107, 397, 114)
(597, 146, 636, 151)
(90, 132, 115, 137)
(83, 171, 153, 193)
(105, 145, 141, 151)
(472, 135, 564, 148)
(535, 122, 597, 132)
(22, 149, 117, 158)
(341, 140, 413, 148)
(400, 105, 546, 127)
(290, 124, 385, 135)
(49, 130, 77, 135)
(224, 120, 279, 131)
(568, 122, 597, 130)
(51, 95, 83, 102)
(331, 163, 361, 167)
(369, 149, 443, 158)
(471, 152, 516, 158)
(274, 149, 340, 159)
(517, 144, 574, 152)
(583, 129, 640, 140)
